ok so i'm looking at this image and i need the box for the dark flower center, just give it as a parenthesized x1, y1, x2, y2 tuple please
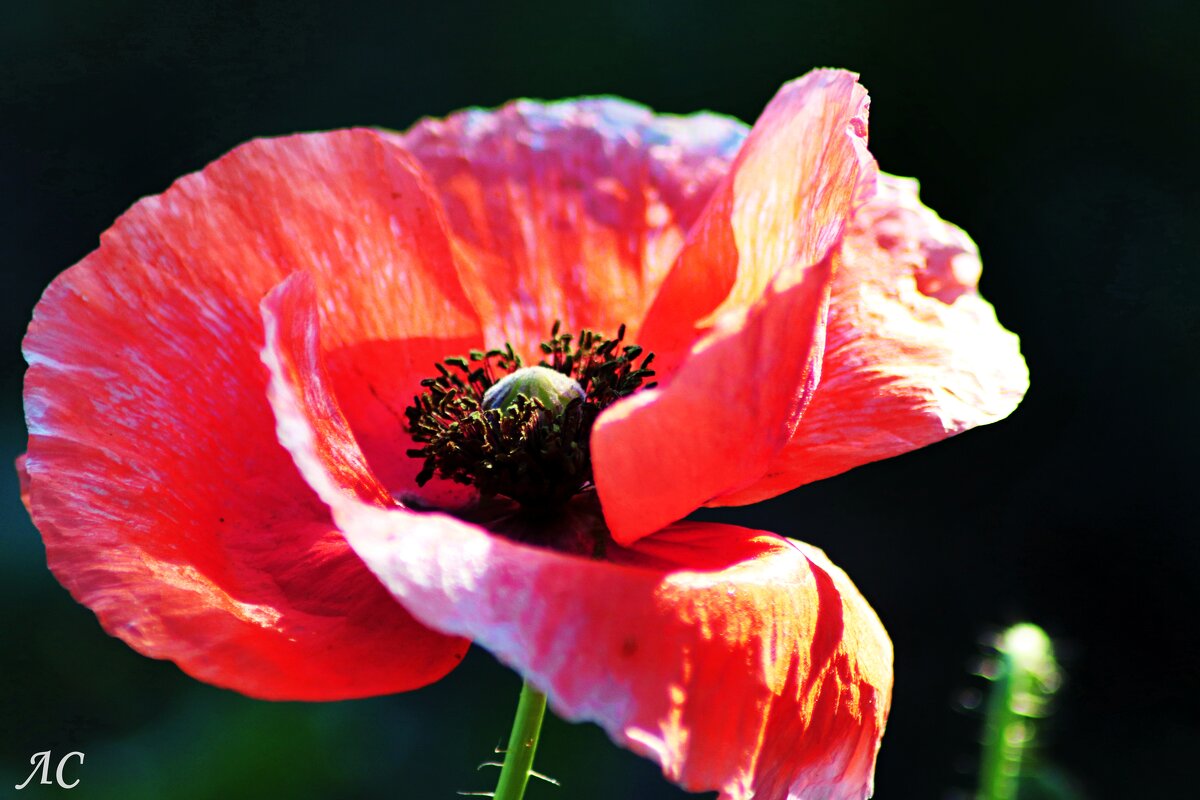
(405, 323, 655, 509)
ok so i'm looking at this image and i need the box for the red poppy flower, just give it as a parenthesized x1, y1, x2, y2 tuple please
(19, 69, 1026, 799)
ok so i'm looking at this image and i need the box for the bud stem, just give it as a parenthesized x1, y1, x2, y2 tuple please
(493, 679, 549, 800)
(976, 623, 1060, 800)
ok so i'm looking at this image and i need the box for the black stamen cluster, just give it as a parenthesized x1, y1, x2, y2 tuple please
(405, 323, 655, 507)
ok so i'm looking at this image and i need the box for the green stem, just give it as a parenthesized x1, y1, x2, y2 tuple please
(977, 623, 1060, 800)
(493, 679, 549, 800)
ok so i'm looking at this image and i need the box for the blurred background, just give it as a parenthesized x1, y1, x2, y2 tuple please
(1, 1, 1196, 798)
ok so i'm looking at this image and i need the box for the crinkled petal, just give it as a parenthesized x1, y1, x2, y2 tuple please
(397, 98, 747, 361)
(356, 517, 891, 800)
(16, 454, 30, 512)
(261, 310, 892, 798)
(21, 129, 478, 698)
(714, 174, 1029, 505)
(262, 272, 399, 507)
(593, 70, 876, 544)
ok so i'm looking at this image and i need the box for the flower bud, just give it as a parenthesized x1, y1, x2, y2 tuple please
(482, 366, 585, 415)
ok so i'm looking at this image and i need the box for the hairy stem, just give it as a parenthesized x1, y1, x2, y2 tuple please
(493, 679, 549, 800)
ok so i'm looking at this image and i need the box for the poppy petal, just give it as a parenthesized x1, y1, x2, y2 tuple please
(372, 519, 891, 800)
(267, 369, 897, 800)
(593, 70, 875, 544)
(714, 173, 1029, 505)
(262, 266, 891, 799)
(273, 426, 891, 799)
(16, 454, 30, 513)
(261, 329, 891, 799)
(397, 98, 747, 360)
(261, 272, 396, 507)
(21, 129, 479, 699)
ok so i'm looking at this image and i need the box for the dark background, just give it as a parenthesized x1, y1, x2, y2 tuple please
(1, 1, 1196, 798)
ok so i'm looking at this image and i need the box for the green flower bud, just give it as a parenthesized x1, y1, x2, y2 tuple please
(482, 366, 585, 415)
